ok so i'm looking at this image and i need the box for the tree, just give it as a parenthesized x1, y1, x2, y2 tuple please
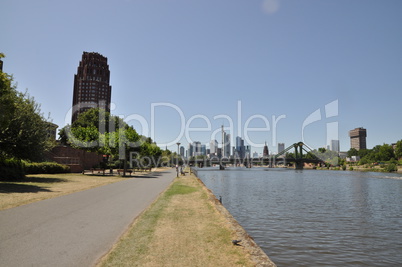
(347, 148, 358, 157)
(378, 144, 395, 161)
(395, 140, 402, 160)
(0, 55, 53, 161)
(61, 108, 164, 168)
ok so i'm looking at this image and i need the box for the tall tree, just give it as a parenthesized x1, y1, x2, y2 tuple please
(0, 55, 53, 161)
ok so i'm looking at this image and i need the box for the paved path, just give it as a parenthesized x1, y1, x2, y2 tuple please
(0, 169, 176, 267)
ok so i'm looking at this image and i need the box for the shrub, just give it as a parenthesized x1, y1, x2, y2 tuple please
(0, 158, 25, 180)
(384, 163, 397, 173)
(24, 162, 70, 174)
(342, 165, 347, 171)
(349, 166, 354, 171)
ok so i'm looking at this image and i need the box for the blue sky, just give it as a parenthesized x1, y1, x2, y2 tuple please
(2, 0, 401, 154)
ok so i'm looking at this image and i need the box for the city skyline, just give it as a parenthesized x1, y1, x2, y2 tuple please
(2, 0, 401, 153)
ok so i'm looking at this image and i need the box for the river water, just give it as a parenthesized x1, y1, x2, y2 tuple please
(196, 168, 402, 266)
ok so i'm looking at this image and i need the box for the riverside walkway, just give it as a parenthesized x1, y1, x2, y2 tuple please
(0, 169, 176, 267)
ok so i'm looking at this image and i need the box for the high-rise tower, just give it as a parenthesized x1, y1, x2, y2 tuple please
(349, 127, 367, 150)
(263, 142, 269, 157)
(72, 52, 112, 123)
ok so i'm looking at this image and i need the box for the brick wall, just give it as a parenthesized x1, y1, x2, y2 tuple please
(47, 145, 103, 173)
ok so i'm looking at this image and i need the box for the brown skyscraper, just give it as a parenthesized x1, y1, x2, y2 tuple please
(349, 127, 367, 150)
(263, 142, 269, 157)
(72, 52, 112, 123)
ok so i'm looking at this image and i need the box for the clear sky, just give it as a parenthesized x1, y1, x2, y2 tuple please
(2, 0, 402, 154)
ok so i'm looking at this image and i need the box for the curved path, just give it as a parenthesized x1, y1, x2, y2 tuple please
(0, 169, 176, 267)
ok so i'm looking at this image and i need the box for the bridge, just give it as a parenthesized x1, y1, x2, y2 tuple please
(187, 142, 325, 170)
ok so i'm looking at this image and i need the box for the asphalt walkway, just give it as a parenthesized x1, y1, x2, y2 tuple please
(0, 169, 176, 267)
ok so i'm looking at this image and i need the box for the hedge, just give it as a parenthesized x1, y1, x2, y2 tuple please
(0, 158, 25, 180)
(24, 162, 70, 174)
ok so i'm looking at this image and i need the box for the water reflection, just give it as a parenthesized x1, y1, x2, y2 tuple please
(197, 168, 402, 266)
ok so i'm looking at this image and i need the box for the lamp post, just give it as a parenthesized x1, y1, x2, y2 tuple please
(176, 142, 181, 177)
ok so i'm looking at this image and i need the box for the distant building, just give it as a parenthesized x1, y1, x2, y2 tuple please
(220, 126, 231, 158)
(263, 142, 269, 157)
(253, 151, 259, 158)
(346, 156, 360, 162)
(224, 133, 231, 158)
(193, 141, 202, 156)
(210, 140, 218, 154)
(188, 143, 193, 158)
(349, 127, 367, 150)
(278, 143, 285, 154)
(46, 122, 58, 141)
(217, 148, 222, 158)
(201, 144, 206, 156)
(245, 145, 251, 158)
(235, 136, 245, 158)
(179, 146, 185, 158)
(330, 140, 340, 153)
(72, 52, 112, 123)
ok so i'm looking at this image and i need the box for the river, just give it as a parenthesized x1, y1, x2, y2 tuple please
(196, 168, 402, 266)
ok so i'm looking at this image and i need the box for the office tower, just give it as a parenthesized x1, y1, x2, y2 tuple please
(188, 143, 194, 158)
(180, 146, 185, 158)
(330, 140, 340, 153)
(201, 145, 206, 156)
(349, 127, 367, 150)
(193, 141, 202, 156)
(278, 143, 285, 154)
(225, 134, 231, 157)
(72, 52, 112, 123)
(210, 140, 218, 154)
(235, 136, 245, 158)
(263, 142, 269, 157)
(245, 145, 251, 158)
(221, 126, 231, 158)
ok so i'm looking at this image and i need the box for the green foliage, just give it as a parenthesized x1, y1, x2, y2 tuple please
(0, 157, 25, 180)
(358, 143, 396, 164)
(342, 164, 347, 171)
(384, 163, 397, 172)
(347, 148, 358, 157)
(24, 162, 70, 174)
(60, 108, 163, 164)
(395, 140, 402, 159)
(0, 158, 25, 180)
(0, 59, 53, 161)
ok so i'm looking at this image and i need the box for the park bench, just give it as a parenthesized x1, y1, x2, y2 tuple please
(134, 167, 152, 172)
(90, 168, 106, 175)
(117, 169, 133, 176)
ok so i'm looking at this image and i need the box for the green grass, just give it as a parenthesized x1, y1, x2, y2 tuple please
(164, 182, 198, 197)
(98, 176, 257, 267)
(101, 180, 187, 266)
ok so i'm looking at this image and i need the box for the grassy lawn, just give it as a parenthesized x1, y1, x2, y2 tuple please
(0, 172, 136, 210)
(97, 174, 264, 267)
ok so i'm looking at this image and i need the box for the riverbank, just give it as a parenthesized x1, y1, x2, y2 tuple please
(97, 172, 276, 267)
